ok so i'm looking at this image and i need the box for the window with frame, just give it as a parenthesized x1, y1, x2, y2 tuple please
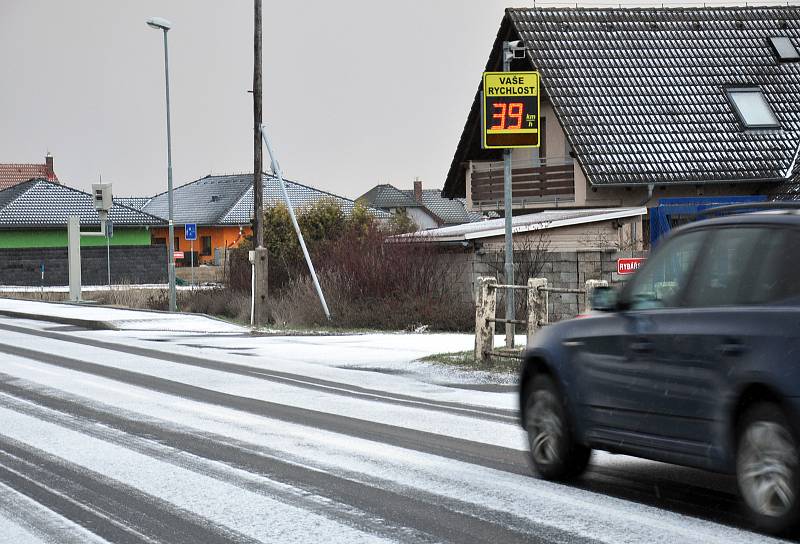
(201, 236, 212, 256)
(769, 36, 800, 62)
(726, 87, 780, 129)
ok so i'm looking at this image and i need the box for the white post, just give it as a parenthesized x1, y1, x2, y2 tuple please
(583, 279, 609, 313)
(190, 239, 194, 289)
(106, 228, 111, 288)
(261, 124, 330, 320)
(474, 277, 498, 365)
(527, 278, 548, 345)
(68, 216, 81, 302)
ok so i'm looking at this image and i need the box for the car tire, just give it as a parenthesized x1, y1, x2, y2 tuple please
(525, 373, 591, 480)
(736, 402, 800, 535)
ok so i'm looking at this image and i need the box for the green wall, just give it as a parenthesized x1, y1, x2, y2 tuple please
(0, 228, 152, 249)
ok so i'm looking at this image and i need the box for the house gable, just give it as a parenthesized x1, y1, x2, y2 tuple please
(444, 6, 800, 199)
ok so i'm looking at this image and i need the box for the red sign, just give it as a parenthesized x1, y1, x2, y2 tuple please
(617, 258, 645, 275)
(173, 251, 185, 259)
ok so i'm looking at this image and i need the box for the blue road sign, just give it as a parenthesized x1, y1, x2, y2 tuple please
(185, 223, 197, 241)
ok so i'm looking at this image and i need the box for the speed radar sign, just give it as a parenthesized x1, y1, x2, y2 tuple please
(482, 71, 540, 149)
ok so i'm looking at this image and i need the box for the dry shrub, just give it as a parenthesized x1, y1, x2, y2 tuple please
(226, 249, 252, 292)
(178, 289, 250, 322)
(270, 226, 472, 331)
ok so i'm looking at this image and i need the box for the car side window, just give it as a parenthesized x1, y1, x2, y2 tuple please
(682, 228, 766, 308)
(744, 228, 800, 305)
(623, 229, 707, 310)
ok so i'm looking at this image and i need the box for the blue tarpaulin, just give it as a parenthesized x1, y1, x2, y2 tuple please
(649, 195, 768, 246)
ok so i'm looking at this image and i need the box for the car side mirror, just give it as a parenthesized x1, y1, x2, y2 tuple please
(590, 286, 619, 312)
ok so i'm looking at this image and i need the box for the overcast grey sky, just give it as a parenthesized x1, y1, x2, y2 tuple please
(0, 0, 770, 199)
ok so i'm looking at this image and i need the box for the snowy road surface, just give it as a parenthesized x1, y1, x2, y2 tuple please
(0, 312, 790, 543)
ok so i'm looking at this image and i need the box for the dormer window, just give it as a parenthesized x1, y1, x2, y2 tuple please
(726, 87, 780, 129)
(769, 36, 800, 62)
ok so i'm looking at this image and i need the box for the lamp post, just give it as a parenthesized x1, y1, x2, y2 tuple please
(147, 16, 177, 312)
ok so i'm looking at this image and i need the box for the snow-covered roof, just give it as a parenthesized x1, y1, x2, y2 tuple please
(142, 173, 389, 226)
(392, 207, 646, 242)
(0, 179, 165, 228)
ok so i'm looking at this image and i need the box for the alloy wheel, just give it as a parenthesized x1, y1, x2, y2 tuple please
(528, 391, 564, 467)
(738, 420, 798, 519)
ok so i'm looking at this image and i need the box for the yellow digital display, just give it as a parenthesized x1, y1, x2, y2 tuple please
(482, 71, 540, 149)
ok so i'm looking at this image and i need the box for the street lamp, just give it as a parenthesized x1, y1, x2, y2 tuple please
(147, 16, 177, 312)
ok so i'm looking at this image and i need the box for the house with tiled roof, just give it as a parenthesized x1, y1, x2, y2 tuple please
(443, 6, 800, 242)
(0, 154, 58, 190)
(142, 173, 389, 264)
(359, 179, 485, 230)
(0, 179, 165, 248)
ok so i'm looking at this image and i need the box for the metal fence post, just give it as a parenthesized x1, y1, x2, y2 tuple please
(527, 278, 548, 345)
(474, 277, 497, 365)
(583, 279, 608, 313)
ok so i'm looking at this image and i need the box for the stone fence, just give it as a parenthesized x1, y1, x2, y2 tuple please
(474, 277, 608, 363)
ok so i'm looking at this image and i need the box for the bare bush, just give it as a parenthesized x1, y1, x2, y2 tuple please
(270, 226, 473, 331)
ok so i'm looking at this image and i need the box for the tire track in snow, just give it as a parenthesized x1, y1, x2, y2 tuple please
(0, 480, 109, 544)
(0, 321, 516, 424)
(0, 385, 433, 544)
(0, 434, 262, 544)
(0, 378, 594, 544)
(0, 342, 530, 476)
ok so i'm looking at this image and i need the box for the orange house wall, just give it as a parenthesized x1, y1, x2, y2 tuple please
(150, 225, 253, 264)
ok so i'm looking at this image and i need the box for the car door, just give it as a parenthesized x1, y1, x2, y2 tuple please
(642, 226, 800, 466)
(572, 229, 707, 451)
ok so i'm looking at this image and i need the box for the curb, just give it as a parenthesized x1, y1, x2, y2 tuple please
(0, 309, 112, 330)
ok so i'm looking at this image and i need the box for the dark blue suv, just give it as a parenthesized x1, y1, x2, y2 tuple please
(520, 208, 800, 534)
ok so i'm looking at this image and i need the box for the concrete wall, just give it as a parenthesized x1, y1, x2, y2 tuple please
(0, 245, 168, 286)
(0, 228, 152, 249)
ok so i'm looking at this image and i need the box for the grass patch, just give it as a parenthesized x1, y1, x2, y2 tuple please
(420, 350, 521, 374)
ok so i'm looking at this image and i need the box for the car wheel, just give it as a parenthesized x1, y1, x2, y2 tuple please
(525, 374, 590, 480)
(736, 402, 800, 535)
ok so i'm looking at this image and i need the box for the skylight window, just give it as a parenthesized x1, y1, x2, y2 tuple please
(726, 88, 780, 129)
(769, 36, 800, 62)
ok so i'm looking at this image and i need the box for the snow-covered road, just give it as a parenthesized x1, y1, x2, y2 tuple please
(0, 311, 788, 543)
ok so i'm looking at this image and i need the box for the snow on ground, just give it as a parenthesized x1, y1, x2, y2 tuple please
(0, 481, 110, 544)
(0, 346, 783, 543)
(0, 405, 391, 544)
(0, 301, 786, 543)
(0, 298, 245, 333)
(0, 331, 521, 446)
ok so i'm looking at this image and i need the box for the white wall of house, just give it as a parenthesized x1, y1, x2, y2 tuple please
(403, 207, 439, 230)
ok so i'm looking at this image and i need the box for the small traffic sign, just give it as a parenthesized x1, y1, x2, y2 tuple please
(184, 223, 197, 241)
(617, 258, 645, 275)
(173, 251, 185, 260)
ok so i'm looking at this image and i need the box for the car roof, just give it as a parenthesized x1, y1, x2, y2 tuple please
(673, 210, 800, 235)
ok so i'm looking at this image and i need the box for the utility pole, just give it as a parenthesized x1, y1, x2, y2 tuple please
(253, 0, 263, 247)
(502, 41, 515, 349)
(251, 0, 268, 326)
